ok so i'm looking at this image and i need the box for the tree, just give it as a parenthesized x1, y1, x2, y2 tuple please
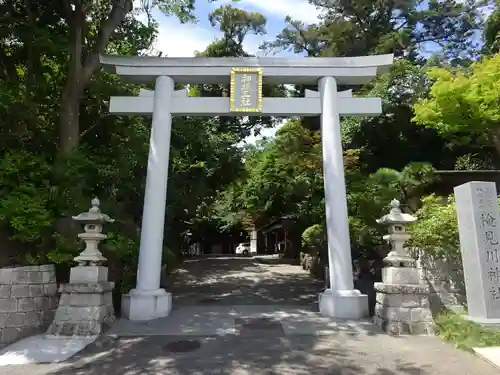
(0, 1, 161, 268)
(213, 120, 324, 230)
(413, 54, 500, 157)
(209, 5, 266, 52)
(258, 0, 486, 173)
(484, 0, 500, 55)
(165, 5, 273, 244)
(2, 0, 236, 153)
(0, 2, 254, 273)
(342, 59, 467, 172)
(264, 0, 484, 61)
(369, 163, 437, 211)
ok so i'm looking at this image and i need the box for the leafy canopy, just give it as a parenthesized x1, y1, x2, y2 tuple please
(413, 54, 500, 154)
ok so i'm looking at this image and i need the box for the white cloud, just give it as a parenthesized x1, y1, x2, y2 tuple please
(133, 0, 319, 58)
(155, 18, 216, 57)
(133, 2, 218, 57)
(137, 7, 263, 57)
(218, 0, 320, 24)
(153, 20, 262, 57)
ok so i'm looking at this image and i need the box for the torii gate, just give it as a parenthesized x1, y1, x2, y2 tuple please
(100, 54, 394, 321)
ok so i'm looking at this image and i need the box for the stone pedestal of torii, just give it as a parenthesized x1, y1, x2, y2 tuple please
(100, 54, 394, 321)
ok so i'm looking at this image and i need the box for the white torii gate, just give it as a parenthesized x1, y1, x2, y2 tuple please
(100, 54, 394, 321)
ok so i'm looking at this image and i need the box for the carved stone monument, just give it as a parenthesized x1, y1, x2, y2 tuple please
(454, 181, 500, 325)
(47, 198, 115, 337)
(374, 199, 434, 335)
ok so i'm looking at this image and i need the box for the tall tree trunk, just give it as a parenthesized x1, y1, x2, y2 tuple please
(58, 1, 84, 153)
(58, 0, 133, 153)
(59, 85, 81, 153)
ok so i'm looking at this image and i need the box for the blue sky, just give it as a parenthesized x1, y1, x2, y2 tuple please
(150, 0, 319, 58)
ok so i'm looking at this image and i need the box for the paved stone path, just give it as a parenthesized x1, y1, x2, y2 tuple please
(0, 256, 498, 374)
(167, 255, 324, 306)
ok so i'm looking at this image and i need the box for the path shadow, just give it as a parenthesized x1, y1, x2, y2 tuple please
(253, 256, 300, 265)
(167, 257, 324, 306)
(41, 332, 432, 375)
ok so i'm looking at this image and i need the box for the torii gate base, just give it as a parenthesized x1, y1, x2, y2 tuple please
(101, 54, 393, 321)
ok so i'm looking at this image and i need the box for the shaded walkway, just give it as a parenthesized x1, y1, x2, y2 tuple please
(1, 256, 499, 374)
(166, 255, 324, 306)
(108, 256, 369, 337)
(1, 327, 498, 374)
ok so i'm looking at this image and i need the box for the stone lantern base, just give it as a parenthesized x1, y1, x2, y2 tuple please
(373, 282, 434, 335)
(46, 267, 115, 337)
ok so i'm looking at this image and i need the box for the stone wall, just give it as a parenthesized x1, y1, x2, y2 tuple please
(416, 252, 466, 315)
(0, 264, 59, 345)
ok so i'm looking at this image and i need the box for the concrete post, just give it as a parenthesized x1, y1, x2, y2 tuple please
(121, 75, 174, 320)
(250, 228, 258, 254)
(318, 76, 369, 319)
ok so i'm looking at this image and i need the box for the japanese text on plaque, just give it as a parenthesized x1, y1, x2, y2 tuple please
(477, 186, 500, 301)
(240, 74, 252, 107)
(229, 68, 262, 113)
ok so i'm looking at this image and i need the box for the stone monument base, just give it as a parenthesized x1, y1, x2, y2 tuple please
(47, 281, 115, 337)
(70, 266, 108, 284)
(318, 289, 369, 319)
(382, 267, 420, 285)
(121, 289, 172, 321)
(374, 283, 434, 335)
(464, 316, 500, 329)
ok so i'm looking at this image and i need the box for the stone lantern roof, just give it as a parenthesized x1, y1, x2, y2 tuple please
(72, 198, 114, 224)
(376, 199, 416, 226)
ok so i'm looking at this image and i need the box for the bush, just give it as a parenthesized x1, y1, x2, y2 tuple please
(410, 194, 460, 259)
(301, 224, 326, 250)
(0, 152, 54, 246)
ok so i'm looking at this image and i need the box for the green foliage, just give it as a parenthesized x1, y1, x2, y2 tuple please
(47, 233, 80, 265)
(268, 0, 483, 60)
(369, 162, 437, 208)
(454, 152, 499, 170)
(104, 232, 141, 294)
(263, 1, 487, 174)
(343, 60, 462, 173)
(0, 0, 496, 288)
(0, 1, 265, 279)
(0, 151, 53, 245)
(301, 224, 326, 249)
(0, 190, 53, 243)
(410, 195, 460, 259)
(435, 311, 500, 352)
(414, 54, 500, 155)
(484, 0, 500, 55)
(209, 4, 266, 46)
(347, 170, 398, 250)
(216, 120, 325, 228)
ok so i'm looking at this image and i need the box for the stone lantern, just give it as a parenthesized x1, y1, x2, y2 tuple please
(47, 198, 115, 337)
(69, 198, 114, 284)
(72, 197, 114, 265)
(376, 199, 418, 283)
(373, 199, 433, 335)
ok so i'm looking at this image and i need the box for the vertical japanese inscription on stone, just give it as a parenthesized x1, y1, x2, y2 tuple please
(455, 181, 500, 320)
(477, 186, 500, 304)
(229, 68, 263, 113)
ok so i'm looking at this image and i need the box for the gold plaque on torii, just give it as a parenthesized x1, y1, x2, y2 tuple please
(229, 68, 263, 113)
